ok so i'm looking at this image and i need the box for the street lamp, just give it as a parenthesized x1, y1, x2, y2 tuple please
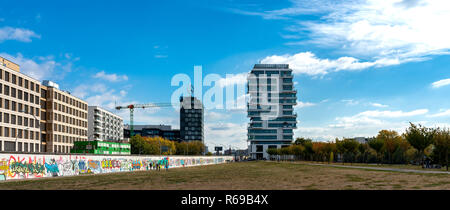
(19, 110, 41, 153)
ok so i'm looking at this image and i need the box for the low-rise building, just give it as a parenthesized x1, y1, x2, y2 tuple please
(124, 124, 180, 142)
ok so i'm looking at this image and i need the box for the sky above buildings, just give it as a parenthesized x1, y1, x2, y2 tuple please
(1, 0, 449, 150)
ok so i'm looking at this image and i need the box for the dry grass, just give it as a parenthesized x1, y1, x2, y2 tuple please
(0, 161, 448, 190)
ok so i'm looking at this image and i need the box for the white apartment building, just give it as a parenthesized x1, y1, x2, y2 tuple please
(247, 64, 297, 160)
(88, 106, 123, 142)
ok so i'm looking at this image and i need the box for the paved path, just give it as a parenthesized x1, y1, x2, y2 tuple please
(304, 163, 450, 174)
(268, 161, 450, 174)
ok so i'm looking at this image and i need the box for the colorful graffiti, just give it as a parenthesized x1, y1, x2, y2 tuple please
(0, 154, 233, 181)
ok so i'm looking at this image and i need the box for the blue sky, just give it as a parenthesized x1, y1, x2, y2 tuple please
(1, 0, 449, 151)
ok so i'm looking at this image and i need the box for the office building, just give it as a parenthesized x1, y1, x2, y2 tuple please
(0, 57, 42, 152)
(42, 80, 88, 153)
(88, 106, 123, 142)
(179, 96, 203, 143)
(247, 64, 297, 160)
(124, 124, 180, 142)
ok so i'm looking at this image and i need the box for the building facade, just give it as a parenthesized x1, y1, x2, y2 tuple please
(124, 124, 180, 142)
(179, 96, 203, 143)
(0, 57, 42, 152)
(88, 106, 123, 142)
(247, 64, 297, 160)
(43, 80, 88, 153)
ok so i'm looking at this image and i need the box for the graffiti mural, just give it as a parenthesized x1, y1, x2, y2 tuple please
(0, 154, 233, 181)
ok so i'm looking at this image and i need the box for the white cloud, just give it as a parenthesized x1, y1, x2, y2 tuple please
(204, 122, 248, 150)
(431, 78, 450, 88)
(261, 52, 396, 75)
(329, 108, 428, 130)
(294, 101, 316, 109)
(356, 109, 429, 118)
(427, 109, 450, 118)
(0, 26, 40, 42)
(93, 71, 128, 82)
(0, 53, 73, 80)
(240, 0, 450, 74)
(370, 103, 389, 108)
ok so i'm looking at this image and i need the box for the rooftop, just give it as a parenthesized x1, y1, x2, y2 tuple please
(253, 64, 289, 69)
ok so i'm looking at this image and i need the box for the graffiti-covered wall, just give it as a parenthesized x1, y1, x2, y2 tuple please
(0, 153, 233, 181)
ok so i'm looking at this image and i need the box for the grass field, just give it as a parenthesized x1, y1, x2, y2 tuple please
(0, 161, 449, 190)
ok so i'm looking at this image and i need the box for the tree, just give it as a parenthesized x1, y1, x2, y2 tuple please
(130, 135, 146, 154)
(294, 137, 312, 146)
(405, 123, 435, 167)
(342, 138, 359, 165)
(291, 145, 305, 160)
(432, 128, 450, 171)
(357, 143, 369, 163)
(377, 130, 402, 163)
(368, 138, 384, 164)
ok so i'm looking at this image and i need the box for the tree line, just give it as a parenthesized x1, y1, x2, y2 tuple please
(130, 135, 206, 155)
(267, 123, 449, 170)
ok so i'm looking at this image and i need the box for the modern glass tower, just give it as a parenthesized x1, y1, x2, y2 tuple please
(247, 64, 297, 160)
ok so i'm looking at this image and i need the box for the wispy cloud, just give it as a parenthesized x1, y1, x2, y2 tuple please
(261, 51, 398, 76)
(431, 78, 450, 88)
(0, 26, 40, 42)
(427, 109, 450, 118)
(370, 103, 389, 108)
(295, 101, 316, 109)
(93, 71, 128, 82)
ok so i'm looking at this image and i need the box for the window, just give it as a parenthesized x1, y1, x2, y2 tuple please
(4, 141, 15, 152)
(12, 74, 16, 84)
(18, 90, 22, 99)
(3, 101, 10, 112)
(5, 72, 9, 82)
(4, 113, 8, 123)
(30, 82, 34, 91)
(256, 145, 263, 152)
(19, 77, 22, 86)
(24, 79, 28, 89)
(4, 85, 9, 96)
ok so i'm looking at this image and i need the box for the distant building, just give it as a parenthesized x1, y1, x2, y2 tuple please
(247, 64, 297, 160)
(179, 96, 203, 143)
(353, 137, 374, 144)
(124, 124, 180, 142)
(88, 106, 123, 142)
(71, 140, 130, 155)
(42, 81, 88, 153)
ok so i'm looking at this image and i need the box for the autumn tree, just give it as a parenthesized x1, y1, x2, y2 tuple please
(377, 130, 402, 163)
(432, 128, 450, 171)
(368, 138, 384, 164)
(405, 123, 435, 166)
